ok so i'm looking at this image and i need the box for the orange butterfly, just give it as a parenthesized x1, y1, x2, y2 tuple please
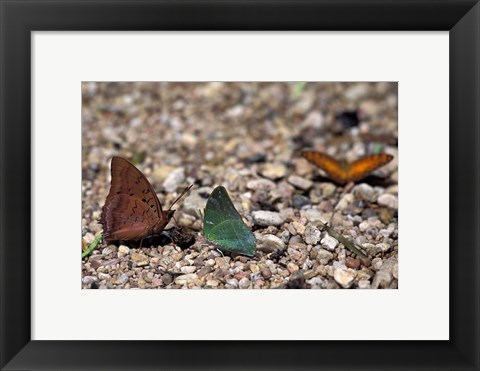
(302, 151, 394, 185)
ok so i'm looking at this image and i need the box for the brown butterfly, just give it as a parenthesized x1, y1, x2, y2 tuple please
(302, 151, 394, 185)
(100, 156, 192, 244)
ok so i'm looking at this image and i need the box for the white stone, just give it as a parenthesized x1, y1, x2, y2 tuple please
(377, 193, 398, 209)
(321, 235, 339, 251)
(334, 269, 356, 289)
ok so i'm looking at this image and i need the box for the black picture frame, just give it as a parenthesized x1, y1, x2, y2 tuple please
(1, 1, 479, 370)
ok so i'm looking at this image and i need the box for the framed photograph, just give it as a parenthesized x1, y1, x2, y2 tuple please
(1, 1, 479, 370)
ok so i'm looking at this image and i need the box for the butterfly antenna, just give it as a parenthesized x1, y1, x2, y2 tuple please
(169, 184, 194, 210)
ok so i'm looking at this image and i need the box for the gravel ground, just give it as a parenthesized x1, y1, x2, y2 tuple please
(82, 82, 398, 289)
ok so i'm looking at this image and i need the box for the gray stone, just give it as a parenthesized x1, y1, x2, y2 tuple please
(261, 163, 287, 180)
(303, 224, 322, 245)
(303, 208, 324, 222)
(377, 193, 398, 209)
(225, 278, 238, 288)
(252, 210, 285, 227)
(306, 276, 324, 289)
(238, 277, 251, 289)
(82, 276, 98, 285)
(333, 269, 356, 288)
(116, 273, 129, 285)
(246, 178, 276, 191)
(131, 252, 149, 266)
(292, 194, 311, 209)
(357, 279, 371, 289)
(182, 190, 209, 218)
(353, 183, 375, 201)
(316, 248, 334, 265)
(288, 175, 313, 190)
(336, 194, 354, 210)
(174, 274, 198, 285)
(376, 242, 391, 252)
(256, 234, 285, 252)
(162, 167, 185, 193)
(118, 245, 130, 257)
(362, 243, 382, 256)
(180, 265, 197, 274)
(371, 271, 393, 289)
(321, 235, 338, 251)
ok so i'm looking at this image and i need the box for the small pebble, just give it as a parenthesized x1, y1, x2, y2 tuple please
(303, 208, 324, 222)
(333, 269, 356, 289)
(261, 267, 272, 279)
(376, 242, 391, 252)
(345, 257, 361, 269)
(162, 167, 185, 193)
(116, 274, 129, 285)
(118, 245, 130, 256)
(252, 210, 285, 227)
(152, 165, 175, 185)
(357, 279, 371, 289)
(256, 234, 285, 252)
(362, 243, 382, 256)
(377, 193, 398, 209)
(321, 235, 338, 251)
(371, 271, 393, 289)
(246, 179, 276, 191)
(226, 278, 239, 288)
(83, 232, 95, 244)
(174, 274, 198, 285)
(307, 276, 324, 289)
(303, 225, 321, 245)
(320, 183, 336, 197)
(287, 262, 299, 273)
(102, 247, 113, 256)
(288, 175, 313, 190)
(292, 221, 306, 235)
(182, 192, 208, 218)
(181, 266, 197, 274)
(316, 248, 334, 264)
(261, 163, 287, 180)
(292, 194, 311, 209)
(131, 252, 149, 267)
(359, 256, 372, 267)
(352, 183, 374, 201)
(162, 273, 173, 285)
(196, 265, 212, 278)
(206, 279, 220, 287)
(238, 277, 251, 289)
(82, 276, 98, 285)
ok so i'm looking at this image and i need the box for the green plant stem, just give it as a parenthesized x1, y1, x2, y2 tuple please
(82, 234, 103, 258)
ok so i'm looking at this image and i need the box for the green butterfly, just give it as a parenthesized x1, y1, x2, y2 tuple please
(203, 186, 256, 257)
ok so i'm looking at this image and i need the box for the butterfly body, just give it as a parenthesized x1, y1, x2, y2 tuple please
(203, 186, 256, 257)
(100, 157, 184, 243)
(302, 151, 393, 185)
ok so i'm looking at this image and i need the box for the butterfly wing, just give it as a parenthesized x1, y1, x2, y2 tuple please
(101, 194, 158, 241)
(347, 153, 394, 182)
(107, 156, 163, 215)
(100, 157, 163, 241)
(302, 151, 348, 184)
(204, 186, 256, 257)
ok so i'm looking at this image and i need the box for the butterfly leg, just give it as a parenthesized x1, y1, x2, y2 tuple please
(139, 238, 144, 249)
(216, 248, 229, 265)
